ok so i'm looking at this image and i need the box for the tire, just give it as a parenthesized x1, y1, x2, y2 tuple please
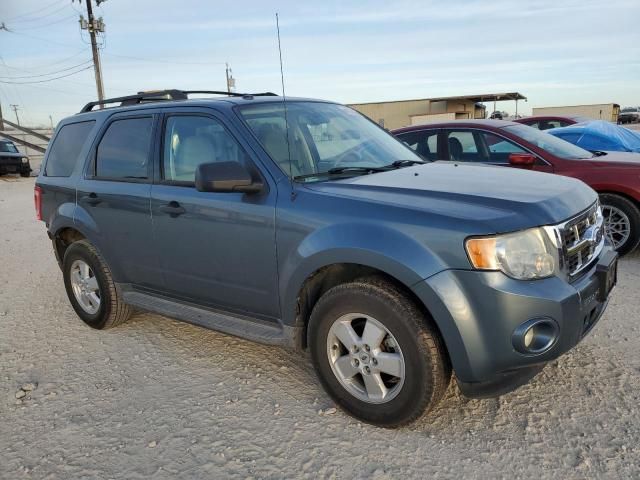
(62, 240, 133, 329)
(308, 277, 450, 427)
(20, 170, 30, 177)
(600, 193, 640, 255)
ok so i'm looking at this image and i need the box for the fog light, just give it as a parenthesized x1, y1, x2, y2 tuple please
(512, 318, 559, 355)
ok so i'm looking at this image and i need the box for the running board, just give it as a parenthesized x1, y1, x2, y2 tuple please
(121, 289, 298, 348)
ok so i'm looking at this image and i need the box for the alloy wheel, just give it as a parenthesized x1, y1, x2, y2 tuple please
(602, 204, 631, 250)
(70, 259, 101, 314)
(326, 313, 405, 404)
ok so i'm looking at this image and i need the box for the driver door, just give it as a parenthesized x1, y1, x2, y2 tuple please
(150, 110, 280, 320)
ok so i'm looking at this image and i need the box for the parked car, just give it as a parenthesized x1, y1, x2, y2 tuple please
(548, 120, 640, 154)
(36, 91, 617, 427)
(0, 139, 31, 177)
(618, 107, 640, 124)
(515, 115, 591, 130)
(393, 120, 640, 254)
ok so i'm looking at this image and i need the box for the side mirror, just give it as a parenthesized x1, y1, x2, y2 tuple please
(508, 153, 537, 169)
(195, 161, 264, 193)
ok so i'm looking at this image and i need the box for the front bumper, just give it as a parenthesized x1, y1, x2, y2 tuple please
(412, 247, 616, 398)
(0, 159, 30, 174)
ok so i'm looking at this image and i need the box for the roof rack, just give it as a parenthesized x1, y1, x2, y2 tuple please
(79, 89, 278, 113)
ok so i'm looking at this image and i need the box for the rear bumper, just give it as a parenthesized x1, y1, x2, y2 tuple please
(412, 247, 616, 397)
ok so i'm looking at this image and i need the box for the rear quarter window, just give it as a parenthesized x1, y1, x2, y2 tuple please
(44, 121, 95, 177)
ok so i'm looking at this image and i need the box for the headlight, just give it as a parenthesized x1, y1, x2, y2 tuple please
(21, 157, 28, 164)
(465, 227, 559, 280)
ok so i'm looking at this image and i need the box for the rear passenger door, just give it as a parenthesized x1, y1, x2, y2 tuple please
(150, 109, 280, 320)
(76, 113, 162, 289)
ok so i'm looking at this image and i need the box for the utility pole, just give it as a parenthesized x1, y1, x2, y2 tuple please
(10, 104, 20, 126)
(49, 115, 54, 131)
(0, 102, 4, 130)
(79, 0, 106, 104)
(225, 63, 235, 95)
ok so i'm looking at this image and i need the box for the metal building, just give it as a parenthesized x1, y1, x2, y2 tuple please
(349, 92, 526, 130)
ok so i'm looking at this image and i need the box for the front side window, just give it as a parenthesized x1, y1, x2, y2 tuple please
(45, 121, 95, 177)
(163, 115, 246, 183)
(481, 132, 527, 163)
(239, 102, 421, 180)
(95, 117, 153, 179)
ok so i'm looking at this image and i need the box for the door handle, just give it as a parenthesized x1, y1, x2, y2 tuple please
(82, 193, 101, 206)
(159, 201, 186, 217)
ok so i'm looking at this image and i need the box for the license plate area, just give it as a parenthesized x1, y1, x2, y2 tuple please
(595, 250, 618, 302)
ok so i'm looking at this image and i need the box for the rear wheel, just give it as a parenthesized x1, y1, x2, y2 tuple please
(600, 194, 640, 255)
(62, 240, 132, 329)
(308, 277, 450, 427)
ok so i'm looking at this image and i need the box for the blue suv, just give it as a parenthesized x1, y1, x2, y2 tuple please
(35, 90, 617, 427)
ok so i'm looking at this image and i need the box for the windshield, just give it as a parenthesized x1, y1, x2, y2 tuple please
(0, 141, 19, 153)
(502, 124, 593, 159)
(238, 102, 422, 180)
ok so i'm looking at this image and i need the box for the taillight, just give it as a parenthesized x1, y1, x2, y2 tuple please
(34, 185, 42, 221)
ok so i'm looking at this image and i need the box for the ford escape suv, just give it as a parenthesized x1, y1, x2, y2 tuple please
(36, 90, 617, 427)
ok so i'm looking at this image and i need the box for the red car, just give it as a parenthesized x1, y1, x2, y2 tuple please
(514, 115, 591, 130)
(392, 120, 640, 254)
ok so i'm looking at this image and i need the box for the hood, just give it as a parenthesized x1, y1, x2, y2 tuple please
(0, 151, 27, 159)
(305, 162, 597, 233)
(585, 151, 640, 166)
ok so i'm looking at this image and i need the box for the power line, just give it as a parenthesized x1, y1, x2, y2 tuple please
(0, 60, 93, 79)
(0, 65, 93, 84)
(13, 13, 78, 31)
(3, 29, 225, 66)
(5, 1, 68, 23)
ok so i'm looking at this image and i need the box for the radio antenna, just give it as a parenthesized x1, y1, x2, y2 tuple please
(276, 13, 294, 189)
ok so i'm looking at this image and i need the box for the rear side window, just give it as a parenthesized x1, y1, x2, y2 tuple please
(96, 117, 153, 179)
(45, 121, 95, 177)
(396, 130, 439, 160)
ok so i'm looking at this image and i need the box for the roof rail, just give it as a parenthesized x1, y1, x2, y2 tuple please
(79, 89, 278, 113)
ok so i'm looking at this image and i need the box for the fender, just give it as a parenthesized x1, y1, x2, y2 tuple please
(51, 205, 125, 281)
(589, 182, 640, 203)
(280, 222, 448, 326)
(47, 201, 76, 237)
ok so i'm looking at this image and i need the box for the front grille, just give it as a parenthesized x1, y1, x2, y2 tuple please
(556, 204, 604, 278)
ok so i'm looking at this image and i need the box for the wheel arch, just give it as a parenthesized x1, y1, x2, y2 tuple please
(291, 262, 451, 366)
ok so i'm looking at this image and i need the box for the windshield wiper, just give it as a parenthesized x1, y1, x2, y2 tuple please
(293, 159, 428, 181)
(292, 166, 387, 180)
(591, 150, 608, 157)
(385, 159, 427, 167)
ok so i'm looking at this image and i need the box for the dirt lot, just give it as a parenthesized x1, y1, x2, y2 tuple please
(1, 176, 639, 479)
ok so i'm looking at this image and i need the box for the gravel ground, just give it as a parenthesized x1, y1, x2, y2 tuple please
(1, 176, 639, 479)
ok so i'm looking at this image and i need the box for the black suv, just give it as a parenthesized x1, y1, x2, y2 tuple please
(0, 140, 31, 177)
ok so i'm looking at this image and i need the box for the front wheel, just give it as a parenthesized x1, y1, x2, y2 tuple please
(600, 194, 640, 255)
(308, 277, 450, 427)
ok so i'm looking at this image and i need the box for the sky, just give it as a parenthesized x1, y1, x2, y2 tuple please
(0, 0, 639, 126)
